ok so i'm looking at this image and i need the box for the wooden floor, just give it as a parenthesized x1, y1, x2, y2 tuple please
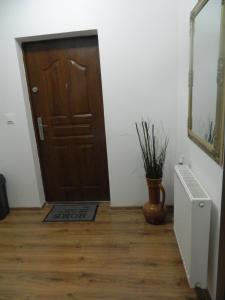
(0, 204, 198, 300)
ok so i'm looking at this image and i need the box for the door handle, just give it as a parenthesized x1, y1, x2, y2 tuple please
(37, 117, 47, 141)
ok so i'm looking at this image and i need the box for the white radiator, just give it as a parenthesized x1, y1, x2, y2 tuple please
(174, 165, 211, 289)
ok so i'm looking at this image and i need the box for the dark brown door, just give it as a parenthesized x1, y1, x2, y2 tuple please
(23, 36, 110, 202)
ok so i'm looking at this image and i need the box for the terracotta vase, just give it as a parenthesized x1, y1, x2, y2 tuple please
(143, 178, 166, 225)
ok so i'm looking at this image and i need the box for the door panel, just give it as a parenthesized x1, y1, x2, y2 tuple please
(23, 36, 110, 202)
(44, 60, 67, 116)
(67, 58, 90, 115)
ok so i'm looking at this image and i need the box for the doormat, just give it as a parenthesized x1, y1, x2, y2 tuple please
(43, 203, 98, 222)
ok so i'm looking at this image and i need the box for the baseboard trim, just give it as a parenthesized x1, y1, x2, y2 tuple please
(110, 206, 142, 210)
(195, 288, 211, 300)
(11, 202, 46, 210)
(46, 201, 110, 205)
(167, 205, 174, 213)
(111, 205, 174, 211)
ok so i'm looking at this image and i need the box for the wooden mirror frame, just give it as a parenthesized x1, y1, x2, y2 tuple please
(188, 0, 225, 164)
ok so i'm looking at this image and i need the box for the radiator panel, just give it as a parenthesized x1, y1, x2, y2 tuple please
(174, 165, 211, 289)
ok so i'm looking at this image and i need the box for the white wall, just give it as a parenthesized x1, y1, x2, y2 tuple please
(177, 1, 223, 299)
(0, 0, 224, 298)
(0, 0, 178, 207)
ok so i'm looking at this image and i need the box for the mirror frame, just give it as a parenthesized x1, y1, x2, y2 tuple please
(188, 0, 225, 164)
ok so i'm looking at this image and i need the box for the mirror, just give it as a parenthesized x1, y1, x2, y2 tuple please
(188, 0, 225, 164)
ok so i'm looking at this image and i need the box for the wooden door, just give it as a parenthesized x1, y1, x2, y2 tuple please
(23, 36, 110, 202)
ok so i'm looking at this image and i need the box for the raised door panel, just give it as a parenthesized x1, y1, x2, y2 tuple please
(46, 145, 82, 202)
(52, 124, 92, 137)
(44, 60, 67, 117)
(66, 58, 91, 116)
(79, 144, 101, 202)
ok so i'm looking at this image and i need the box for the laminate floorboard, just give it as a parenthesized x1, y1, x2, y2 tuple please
(0, 204, 198, 300)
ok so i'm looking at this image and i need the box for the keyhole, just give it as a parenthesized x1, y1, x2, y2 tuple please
(32, 86, 39, 93)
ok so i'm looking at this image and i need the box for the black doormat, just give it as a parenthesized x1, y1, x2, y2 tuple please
(43, 203, 98, 222)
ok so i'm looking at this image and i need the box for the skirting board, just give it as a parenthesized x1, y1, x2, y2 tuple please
(110, 205, 174, 211)
(110, 206, 142, 209)
(11, 202, 46, 210)
(195, 288, 211, 300)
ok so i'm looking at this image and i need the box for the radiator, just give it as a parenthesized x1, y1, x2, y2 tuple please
(174, 165, 211, 289)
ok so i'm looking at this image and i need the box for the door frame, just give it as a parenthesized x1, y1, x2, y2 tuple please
(15, 29, 110, 204)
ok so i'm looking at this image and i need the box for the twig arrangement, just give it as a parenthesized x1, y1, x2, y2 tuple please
(205, 119, 215, 144)
(136, 121, 169, 179)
